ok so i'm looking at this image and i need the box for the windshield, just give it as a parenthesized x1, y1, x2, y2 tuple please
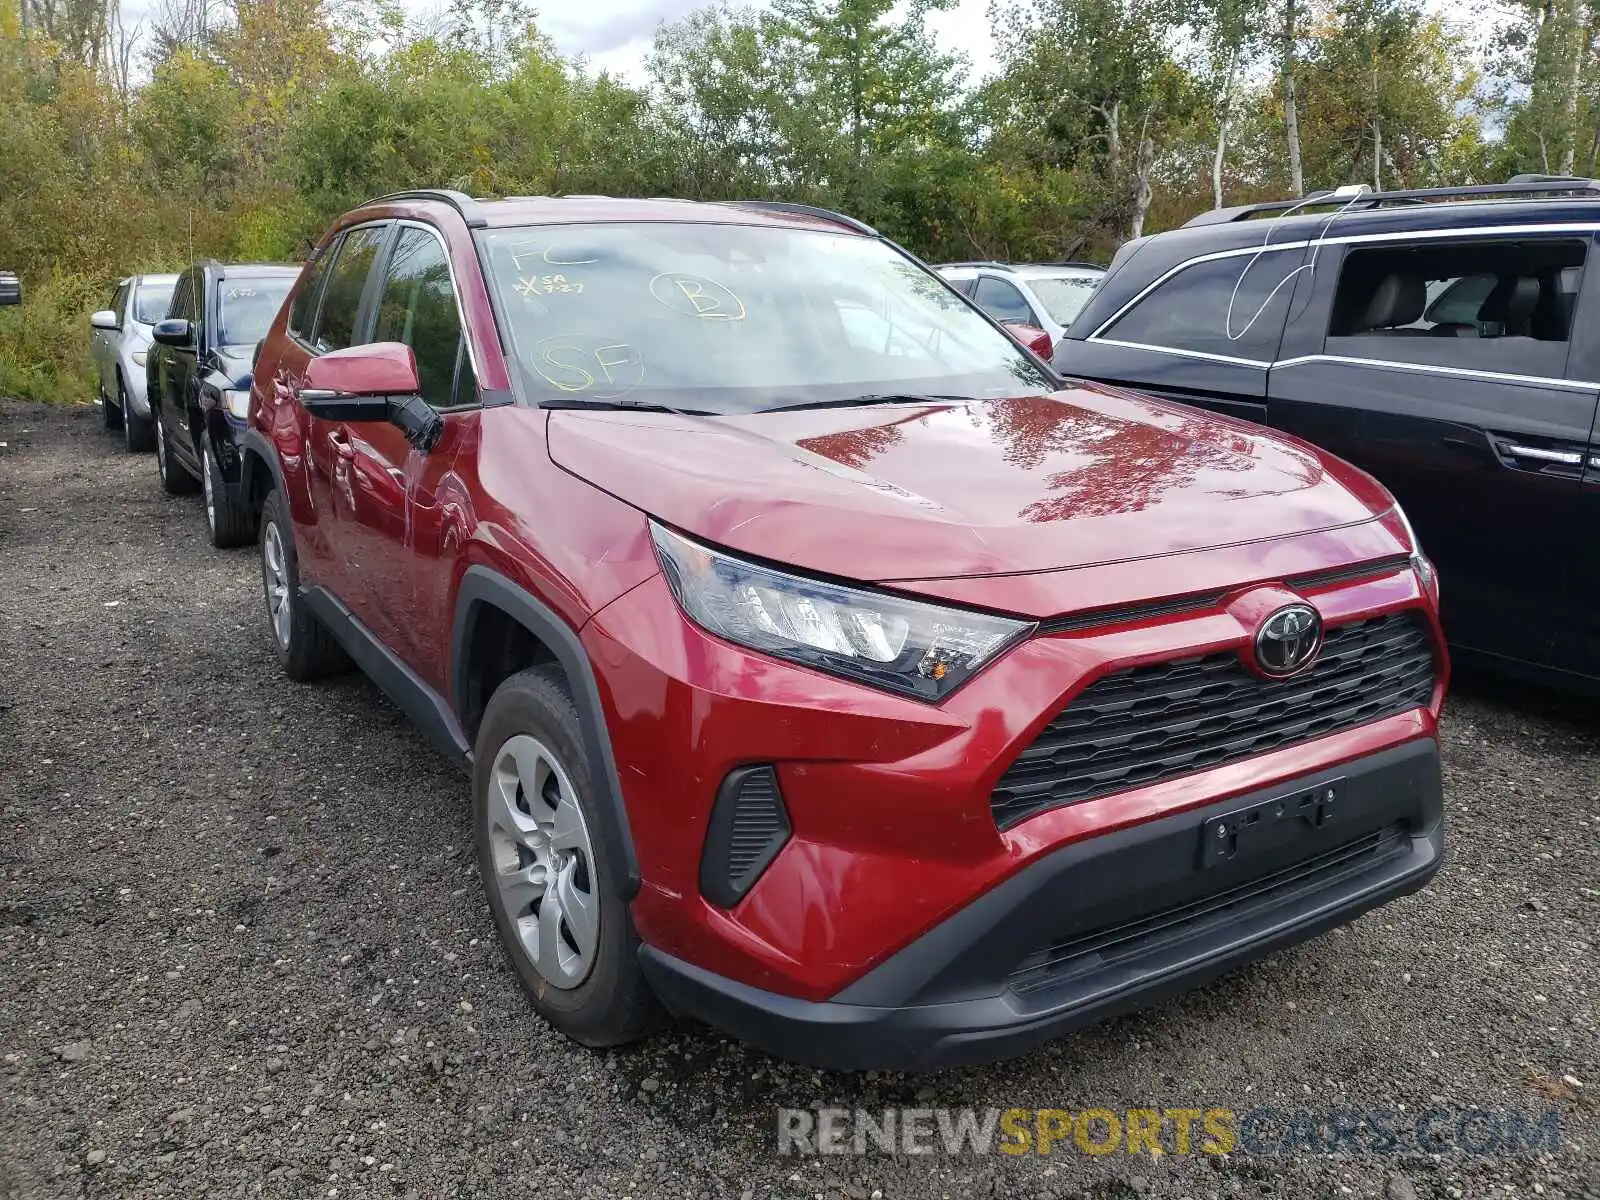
(133, 280, 175, 325)
(1027, 273, 1103, 325)
(477, 223, 1054, 413)
(219, 277, 293, 347)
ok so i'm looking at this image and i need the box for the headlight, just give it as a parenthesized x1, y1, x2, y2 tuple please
(651, 522, 1032, 701)
(131, 350, 147, 366)
(222, 389, 251, 419)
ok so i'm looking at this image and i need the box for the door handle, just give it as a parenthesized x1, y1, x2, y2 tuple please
(328, 428, 356, 459)
(1494, 440, 1585, 468)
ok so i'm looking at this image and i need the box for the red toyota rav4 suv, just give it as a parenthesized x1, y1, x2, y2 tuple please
(240, 191, 1447, 1070)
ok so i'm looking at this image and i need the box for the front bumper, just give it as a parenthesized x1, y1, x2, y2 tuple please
(639, 737, 1443, 1072)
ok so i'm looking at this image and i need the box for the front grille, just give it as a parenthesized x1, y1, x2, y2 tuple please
(1007, 825, 1404, 996)
(991, 612, 1436, 828)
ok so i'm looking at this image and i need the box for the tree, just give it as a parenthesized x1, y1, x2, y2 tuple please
(1281, 0, 1303, 194)
(1297, 0, 1479, 189)
(1494, 0, 1600, 174)
(986, 0, 1202, 239)
(1196, 0, 1269, 206)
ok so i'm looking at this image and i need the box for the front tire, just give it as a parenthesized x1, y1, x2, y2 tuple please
(258, 488, 348, 681)
(101, 385, 122, 430)
(123, 382, 155, 453)
(203, 438, 253, 549)
(474, 666, 661, 1048)
(154, 414, 197, 495)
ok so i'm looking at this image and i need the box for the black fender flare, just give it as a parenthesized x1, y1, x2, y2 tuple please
(451, 565, 641, 899)
(238, 427, 288, 513)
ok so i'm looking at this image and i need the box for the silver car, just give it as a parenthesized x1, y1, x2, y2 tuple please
(90, 273, 177, 452)
(936, 261, 1106, 358)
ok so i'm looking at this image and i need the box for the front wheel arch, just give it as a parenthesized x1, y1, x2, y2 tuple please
(452, 566, 640, 900)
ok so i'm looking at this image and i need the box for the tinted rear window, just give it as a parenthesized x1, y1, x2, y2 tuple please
(314, 225, 388, 352)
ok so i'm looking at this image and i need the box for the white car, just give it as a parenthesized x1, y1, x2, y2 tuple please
(936, 261, 1106, 357)
(90, 273, 178, 452)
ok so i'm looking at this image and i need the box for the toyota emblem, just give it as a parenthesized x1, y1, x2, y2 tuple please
(1254, 604, 1323, 678)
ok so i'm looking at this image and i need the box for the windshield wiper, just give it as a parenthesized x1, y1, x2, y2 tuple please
(539, 397, 715, 417)
(755, 393, 977, 414)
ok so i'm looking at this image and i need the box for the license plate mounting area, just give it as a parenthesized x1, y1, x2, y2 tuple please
(1199, 778, 1342, 869)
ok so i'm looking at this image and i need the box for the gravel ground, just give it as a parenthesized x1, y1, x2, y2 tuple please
(1, 397, 1596, 1200)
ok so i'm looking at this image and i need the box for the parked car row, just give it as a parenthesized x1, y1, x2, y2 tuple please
(91, 264, 298, 544)
(89, 190, 1456, 1071)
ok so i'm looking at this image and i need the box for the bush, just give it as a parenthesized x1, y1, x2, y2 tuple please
(0, 271, 103, 405)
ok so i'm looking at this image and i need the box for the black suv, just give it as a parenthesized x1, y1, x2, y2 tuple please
(1056, 176, 1600, 692)
(148, 260, 297, 548)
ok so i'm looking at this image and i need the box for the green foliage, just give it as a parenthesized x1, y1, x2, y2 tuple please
(0, 272, 103, 404)
(0, 0, 1585, 404)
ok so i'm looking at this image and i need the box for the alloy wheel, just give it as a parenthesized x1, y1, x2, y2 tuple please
(486, 734, 600, 990)
(261, 521, 292, 650)
(202, 444, 217, 533)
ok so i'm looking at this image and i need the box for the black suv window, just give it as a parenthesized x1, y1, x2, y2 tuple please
(1103, 248, 1302, 361)
(313, 225, 387, 353)
(973, 275, 1034, 324)
(1326, 238, 1585, 378)
(372, 227, 473, 407)
(169, 272, 195, 322)
(288, 247, 337, 341)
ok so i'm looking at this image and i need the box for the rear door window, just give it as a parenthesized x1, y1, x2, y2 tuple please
(1325, 238, 1585, 379)
(312, 224, 389, 353)
(1101, 248, 1303, 361)
(972, 275, 1034, 325)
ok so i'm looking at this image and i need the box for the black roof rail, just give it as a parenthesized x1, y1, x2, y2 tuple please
(1507, 172, 1594, 184)
(1182, 177, 1600, 228)
(721, 200, 878, 236)
(935, 260, 1013, 270)
(362, 189, 488, 228)
(1040, 260, 1107, 270)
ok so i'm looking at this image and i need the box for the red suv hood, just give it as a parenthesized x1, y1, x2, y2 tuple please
(547, 384, 1385, 582)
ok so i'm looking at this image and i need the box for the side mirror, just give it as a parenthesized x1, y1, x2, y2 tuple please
(300, 342, 442, 452)
(152, 318, 193, 347)
(0, 272, 20, 307)
(91, 309, 120, 331)
(1003, 321, 1054, 361)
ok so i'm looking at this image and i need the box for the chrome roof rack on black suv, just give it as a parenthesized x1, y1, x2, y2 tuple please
(363, 189, 488, 228)
(1182, 175, 1600, 228)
